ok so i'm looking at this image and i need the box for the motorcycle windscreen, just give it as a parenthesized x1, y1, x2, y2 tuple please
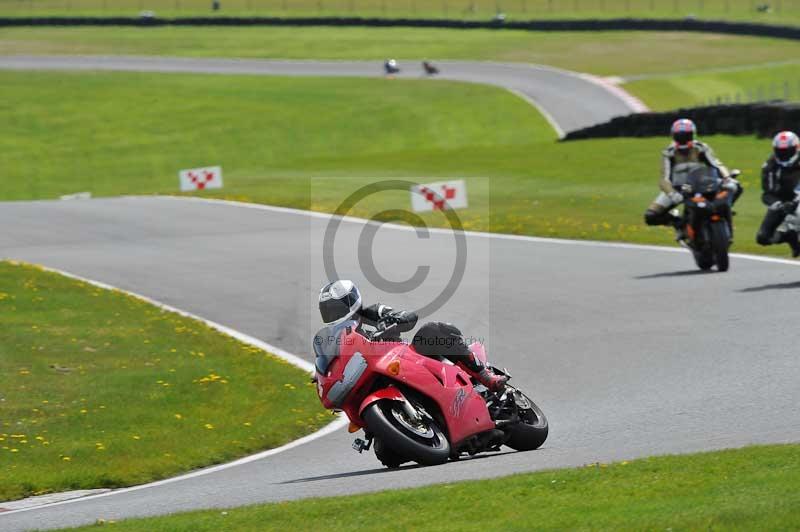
(672, 162, 718, 192)
(688, 167, 720, 194)
(313, 320, 359, 374)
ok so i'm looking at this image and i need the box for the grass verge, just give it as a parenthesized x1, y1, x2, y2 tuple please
(0, 70, 554, 202)
(624, 62, 800, 110)
(1, 70, 791, 257)
(61, 443, 800, 531)
(0, 260, 333, 502)
(1, 27, 799, 76)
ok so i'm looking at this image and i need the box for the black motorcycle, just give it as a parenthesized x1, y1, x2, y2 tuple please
(773, 187, 800, 255)
(672, 163, 736, 272)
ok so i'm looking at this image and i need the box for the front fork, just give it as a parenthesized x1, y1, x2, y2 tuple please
(352, 398, 423, 454)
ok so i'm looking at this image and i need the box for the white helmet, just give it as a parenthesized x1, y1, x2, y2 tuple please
(318, 280, 362, 325)
(773, 131, 800, 167)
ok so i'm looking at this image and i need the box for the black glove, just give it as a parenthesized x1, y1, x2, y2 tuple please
(782, 200, 799, 215)
(362, 304, 418, 333)
(385, 310, 417, 327)
(380, 307, 418, 334)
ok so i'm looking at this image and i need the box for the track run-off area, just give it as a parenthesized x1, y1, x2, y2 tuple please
(1, 196, 800, 530)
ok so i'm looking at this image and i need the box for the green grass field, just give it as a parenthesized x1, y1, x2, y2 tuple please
(2, 0, 800, 25)
(0, 260, 333, 502)
(0, 70, 554, 197)
(1, 70, 789, 256)
(61, 443, 800, 531)
(624, 61, 800, 110)
(1, 26, 799, 77)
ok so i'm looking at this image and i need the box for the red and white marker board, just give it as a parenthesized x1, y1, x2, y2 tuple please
(179, 166, 223, 192)
(410, 179, 468, 212)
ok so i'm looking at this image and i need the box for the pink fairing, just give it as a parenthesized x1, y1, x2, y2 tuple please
(469, 341, 488, 366)
(313, 327, 495, 447)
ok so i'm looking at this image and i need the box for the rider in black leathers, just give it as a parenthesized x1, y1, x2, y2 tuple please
(756, 131, 800, 257)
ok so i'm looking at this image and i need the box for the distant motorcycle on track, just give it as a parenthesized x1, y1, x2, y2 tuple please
(384, 59, 400, 76)
(670, 162, 738, 272)
(313, 319, 548, 468)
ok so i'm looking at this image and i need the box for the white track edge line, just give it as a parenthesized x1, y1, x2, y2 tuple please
(32, 263, 315, 372)
(505, 87, 565, 139)
(146, 195, 800, 268)
(0, 262, 348, 517)
(485, 61, 648, 113)
(578, 73, 650, 113)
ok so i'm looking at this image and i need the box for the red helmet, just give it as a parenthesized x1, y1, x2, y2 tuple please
(773, 131, 800, 168)
(671, 118, 696, 151)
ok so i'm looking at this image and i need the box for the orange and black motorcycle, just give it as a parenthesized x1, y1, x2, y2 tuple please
(672, 163, 738, 272)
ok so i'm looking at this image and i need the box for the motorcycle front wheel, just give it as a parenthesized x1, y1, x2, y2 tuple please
(363, 400, 450, 466)
(504, 389, 549, 452)
(373, 437, 406, 469)
(693, 248, 714, 271)
(710, 221, 730, 272)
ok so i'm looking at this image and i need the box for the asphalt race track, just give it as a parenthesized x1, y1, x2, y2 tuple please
(0, 55, 642, 135)
(2, 196, 800, 530)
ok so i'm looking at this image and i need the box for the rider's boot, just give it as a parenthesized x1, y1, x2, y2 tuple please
(788, 233, 800, 258)
(774, 231, 800, 258)
(669, 209, 687, 242)
(459, 353, 508, 392)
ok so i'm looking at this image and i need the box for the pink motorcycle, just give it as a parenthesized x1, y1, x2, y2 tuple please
(313, 320, 548, 468)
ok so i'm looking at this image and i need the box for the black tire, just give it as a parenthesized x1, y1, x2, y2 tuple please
(711, 221, 730, 272)
(505, 390, 549, 452)
(363, 400, 450, 466)
(693, 249, 714, 271)
(373, 437, 405, 469)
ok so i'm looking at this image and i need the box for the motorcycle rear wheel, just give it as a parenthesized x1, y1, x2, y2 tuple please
(711, 221, 730, 272)
(363, 400, 450, 466)
(505, 390, 549, 452)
